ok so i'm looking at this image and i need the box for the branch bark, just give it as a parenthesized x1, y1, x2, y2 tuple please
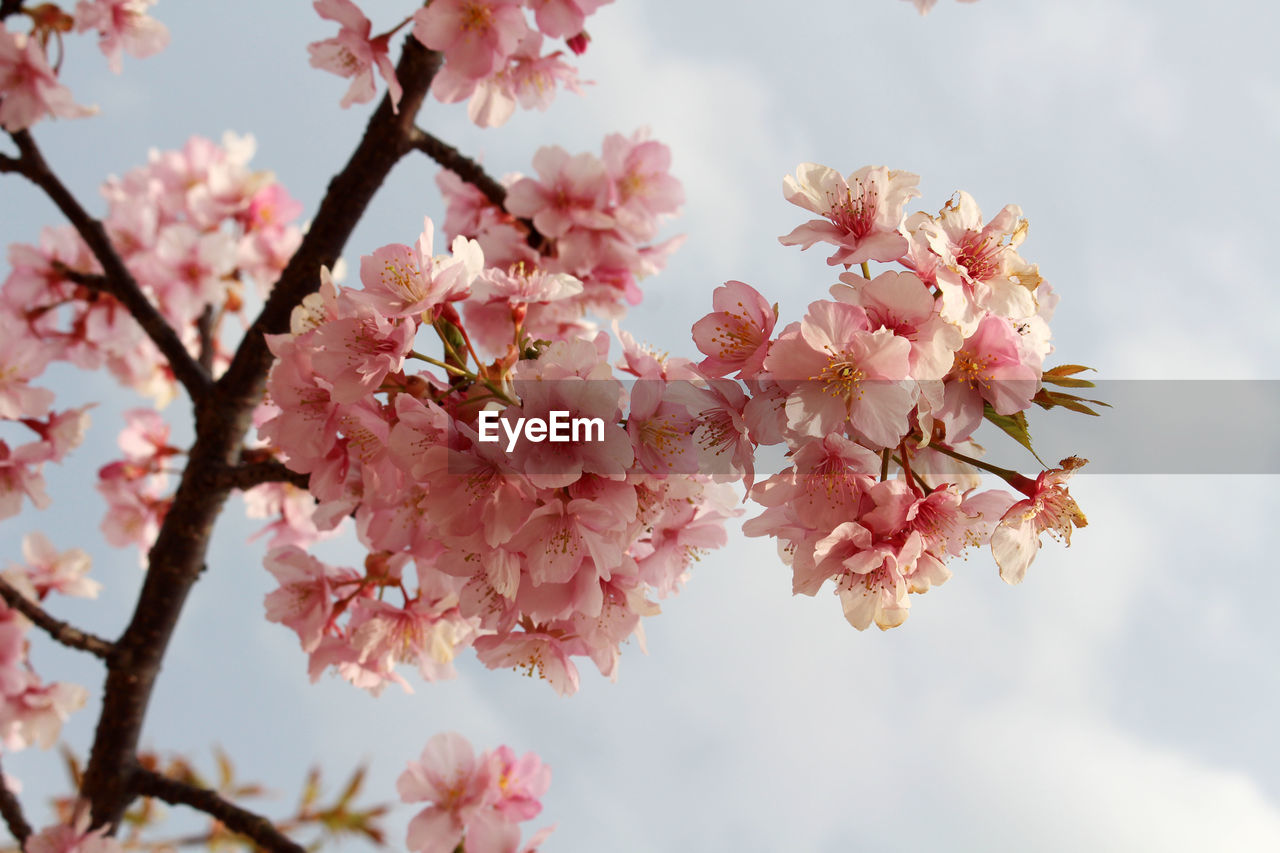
(131, 769, 304, 853)
(217, 459, 310, 491)
(77, 37, 444, 832)
(407, 127, 547, 250)
(0, 576, 115, 660)
(4, 131, 213, 402)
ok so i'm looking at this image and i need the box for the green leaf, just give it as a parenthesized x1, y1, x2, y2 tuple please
(1032, 387, 1110, 416)
(982, 404, 1049, 467)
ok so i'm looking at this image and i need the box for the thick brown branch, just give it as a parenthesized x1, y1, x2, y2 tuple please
(79, 37, 444, 832)
(131, 770, 304, 853)
(0, 576, 115, 660)
(5, 131, 212, 401)
(218, 459, 310, 491)
(407, 127, 547, 250)
(216, 40, 443, 407)
(0, 756, 31, 846)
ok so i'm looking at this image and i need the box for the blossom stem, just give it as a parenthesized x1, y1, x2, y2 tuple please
(898, 440, 923, 497)
(411, 350, 517, 406)
(860, 261, 871, 280)
(927, 443, 1036, 492)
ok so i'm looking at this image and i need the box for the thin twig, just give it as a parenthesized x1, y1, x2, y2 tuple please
(131, 769, 304, 853)
(0, 576, 115, 660)
(5, 130, 212, 401)
(0, 756, 31, 846)
(218, 459, 310, 491)
(407, 126, 547, 250)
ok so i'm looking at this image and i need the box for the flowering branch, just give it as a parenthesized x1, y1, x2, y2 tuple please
(0, 756, 31, 847)
(0, 576, 115, 660)
(130, 769, 305, 853)
(406, 126, 547, 249)
(78, 35, 445, 832)
(4, 131, 214, 402)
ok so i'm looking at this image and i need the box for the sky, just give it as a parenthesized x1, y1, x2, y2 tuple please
(3, 0, 1280, 850)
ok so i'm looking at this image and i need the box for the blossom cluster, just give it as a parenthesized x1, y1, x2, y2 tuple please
(257, 220, 738, 695)
(688, 162, 1090, 629)
(0, 0, 168, 131)
(2, 134, 302, 553)
(256, 138, 725, 696)
(1, 533, 98, 755)
(447, 130, 684, 351)
(398, 732, 552, 853)
(309, 0, 607, 127)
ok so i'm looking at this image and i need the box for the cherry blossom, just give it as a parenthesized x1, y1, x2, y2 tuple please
(991, 456, 1089, 584)
(74, 0, 170, 73)
(308, 0, 403, 111)
(0, 24, 95, 132)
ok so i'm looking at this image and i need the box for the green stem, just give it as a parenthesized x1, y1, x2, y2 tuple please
(927, 443, 1036, 493)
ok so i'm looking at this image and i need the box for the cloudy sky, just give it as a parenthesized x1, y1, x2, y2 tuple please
(4, 1, 1280, 850)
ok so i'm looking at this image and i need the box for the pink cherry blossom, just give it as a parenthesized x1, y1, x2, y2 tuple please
(0, 24, 96, 131)
(779, 163, 919, 267)
(23, 808, 124, 853)
(263, 546, 360, 654)
(504, 146, 615, 238)
(412, 0, 528, 79)
(308, 298, 415, 404)
(907, 191, 1039, 333)
(764, 300, 916, 448)
(357, 219, 483, 318)
(936, 312, 1040, 442)
(397, 732, 497, 853)
(525, 0, 612, 38)
(832, 269, 963, 380)
(691, 280, 775, 379)
(74, 0, 170, 74)
(991, 456, 1088, 584)
(5, 532, 99, 600)
(432, 30, 584, 128)
(308, 0, 403, 110)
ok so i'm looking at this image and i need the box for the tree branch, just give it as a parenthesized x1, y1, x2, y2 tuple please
(407, 126, 547, 250)
(0, 576, 115, 660)
(131, 769, 304, 853)
(217, 459, 310, 491)
(409, 127, 510, 209)
(5, 131, 213, 402)
(0, 756, 31, 847)
(78, 37, 444, 831)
